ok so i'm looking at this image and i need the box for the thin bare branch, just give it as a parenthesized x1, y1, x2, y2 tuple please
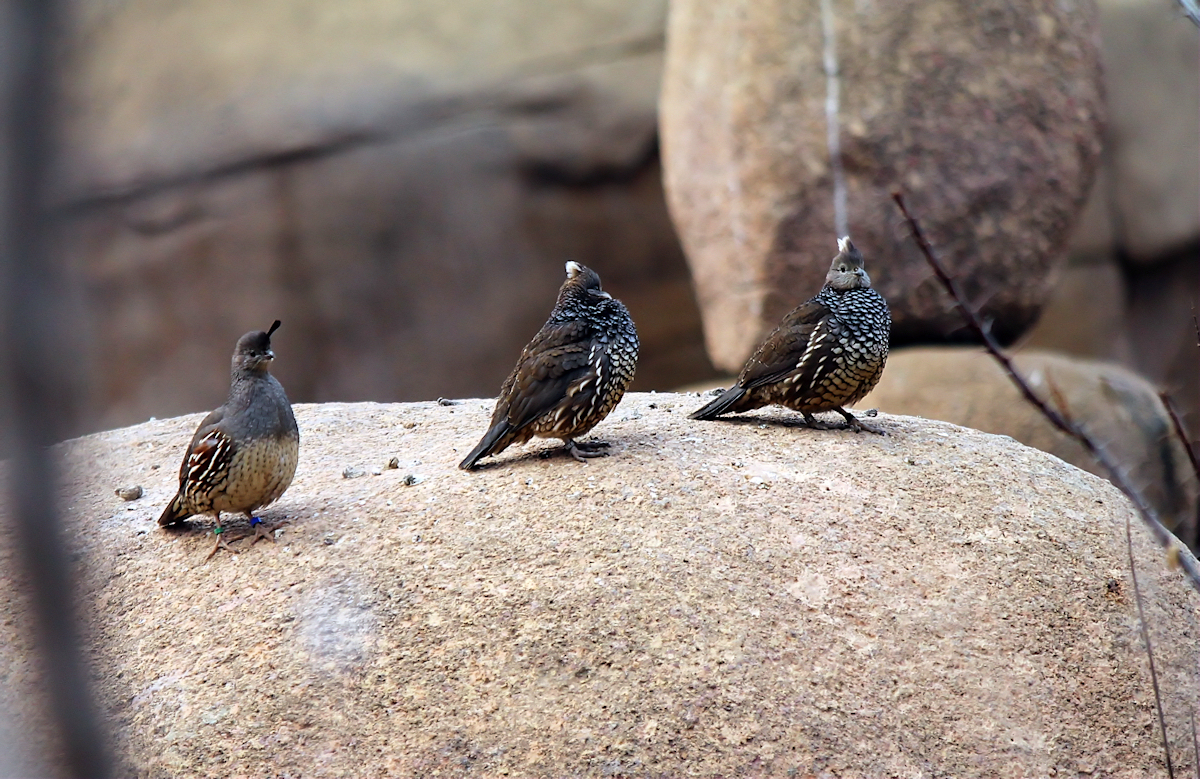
(1047, 377, 1175, 776)
(1162, 392, 1200, 480)
(1128, 503, 1177, 779)
(891, 190, 1200, 591)
(1162, 392, 1200, 549)
(1191, 708, 1199, 779)
(895, 189, 1188, 775)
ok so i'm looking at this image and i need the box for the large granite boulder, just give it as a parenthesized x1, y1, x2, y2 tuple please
(660, 0, 1104, 370)
(2, 394, 1197, 775)
(866, 347, 1200, 543)
(55, 0, 714, 436)
(1089, 0, 1199, 262)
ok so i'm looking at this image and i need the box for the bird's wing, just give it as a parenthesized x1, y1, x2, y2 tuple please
(182, 427, 237, 503)
(737, 299, 831, 389)
(177, 407, 226, 481)
(495, 320, 600, 433)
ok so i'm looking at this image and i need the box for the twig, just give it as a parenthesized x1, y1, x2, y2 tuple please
(1051, 377, 1175, 778)
(1161, 391, 1200, 548)
(1191, 708, 1199, 779)
(1162, 392, 1200, 481)
(894, 190, 1184, 776)
(1128, 509, 1176, 777)
(891, 190, 1200, 591)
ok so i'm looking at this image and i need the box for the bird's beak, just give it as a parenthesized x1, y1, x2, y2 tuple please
(265, 350, 276, 361)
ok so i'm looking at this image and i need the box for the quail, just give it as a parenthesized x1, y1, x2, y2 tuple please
(690, 237, 890, 433)
(159, 321, 300, 558)
(460, 261, 639, 469)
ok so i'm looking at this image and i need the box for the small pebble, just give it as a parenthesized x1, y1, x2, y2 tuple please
(115, 485, 143, 501)
(402, 474, 421, 486)
(385, 457, 400, 470)
(342, 466, 367, 479)
(437, 398, 459, 406)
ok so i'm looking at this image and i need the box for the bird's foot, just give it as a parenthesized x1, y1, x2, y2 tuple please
(249, 517, 275, 546)
(566, 439, 611, 463)
(204, 527, 236, 561)
(801, 413, 839, 430)
(836, 408, 886, 435)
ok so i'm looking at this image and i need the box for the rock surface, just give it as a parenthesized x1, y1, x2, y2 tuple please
(2, 394, 1198, 776)
(867, 348, 1199, 542)
(55, 0, 716, 436)
(660, 0, 1104, 369)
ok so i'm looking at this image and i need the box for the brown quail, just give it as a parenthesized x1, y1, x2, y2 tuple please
(690, 237, 890, 433)
(159, 321, 300, 558)
(460, 262, 639, 469)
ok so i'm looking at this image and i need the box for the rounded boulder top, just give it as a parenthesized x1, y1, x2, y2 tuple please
(3, 393, 1195, 776)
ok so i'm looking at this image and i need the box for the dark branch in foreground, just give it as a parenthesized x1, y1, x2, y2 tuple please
(893, 190, 1184, 778)
(1051, 376, 1175, 779)
(1191, 708, 1199, 779)
(891, 190, 1200, 590)
(1161, 391, 1200, 548)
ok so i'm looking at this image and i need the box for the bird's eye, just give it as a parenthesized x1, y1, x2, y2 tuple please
(838, 265, 848, 272)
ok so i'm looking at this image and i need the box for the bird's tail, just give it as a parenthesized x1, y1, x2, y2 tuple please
(157, 493, 190, 526)
(689, 385, 748, 420)
(459, 421, 513, 470)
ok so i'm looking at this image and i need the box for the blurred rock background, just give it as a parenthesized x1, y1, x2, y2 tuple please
(660, 0, 1197, 539)
(53, 1, 1196, 530)
(55, 0, 705, 433)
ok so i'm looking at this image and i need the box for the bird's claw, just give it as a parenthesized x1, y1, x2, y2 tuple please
(250, 519, 275, 546)
(838, 409, 886, 435)
(566, 440, 610, 462)
(205, 528, 234, 561)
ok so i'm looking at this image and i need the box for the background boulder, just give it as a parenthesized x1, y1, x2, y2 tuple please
(659, 0, 1104, 369)
(55, 0, 715, 436)
(866, 347, 1200, 543)
(2, 395, 1197, 775)
(1024, 0, 1199, 445)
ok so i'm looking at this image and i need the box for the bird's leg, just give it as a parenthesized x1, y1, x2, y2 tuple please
(835, 407, 886, 435)
(205, 516, 233, 561)
(565, 439, 610, 463)
(248, 515, 275, 546)
(801, 412, 838, 430)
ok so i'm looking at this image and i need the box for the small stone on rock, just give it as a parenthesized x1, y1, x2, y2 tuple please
(115, 485, 143, 501)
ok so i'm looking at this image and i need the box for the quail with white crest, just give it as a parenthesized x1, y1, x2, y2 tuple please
(690, 237, 890, 433)
(460, 262, 639, 469)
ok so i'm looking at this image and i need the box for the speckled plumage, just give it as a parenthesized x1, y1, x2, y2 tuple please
(460, 262, 639, 469)
(159, 322, 300, 548)
(690, 237, 890, 433)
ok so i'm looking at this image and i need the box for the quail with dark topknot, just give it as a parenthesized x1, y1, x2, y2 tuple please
(690, 237, 890, 433)
(159, 321, 300, 558)
(460, 262, 639, 469)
